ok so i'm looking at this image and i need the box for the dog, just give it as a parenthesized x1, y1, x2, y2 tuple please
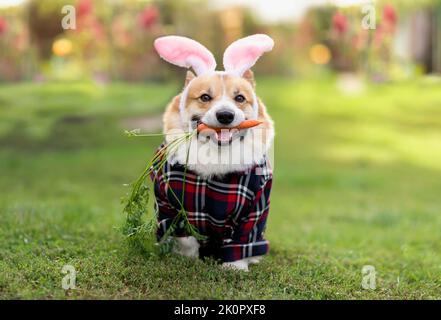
(152, 34, 275, 271)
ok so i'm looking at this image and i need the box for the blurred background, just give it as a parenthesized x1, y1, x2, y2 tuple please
(1, 0, 440, 299)
(1, 0, 441, 81)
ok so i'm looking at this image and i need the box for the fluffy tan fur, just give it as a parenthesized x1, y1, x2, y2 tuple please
(162, 70, 274, 177)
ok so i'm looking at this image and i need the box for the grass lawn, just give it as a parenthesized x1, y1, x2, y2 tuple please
(0, 77, 440, 299)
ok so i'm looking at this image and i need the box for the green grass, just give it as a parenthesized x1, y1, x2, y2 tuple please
(1, 77, 440, 299)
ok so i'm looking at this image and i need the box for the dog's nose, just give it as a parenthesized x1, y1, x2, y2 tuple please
(216, 110, 235, 125)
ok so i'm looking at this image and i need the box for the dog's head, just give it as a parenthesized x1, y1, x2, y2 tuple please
(155, 34, 273, 143)
(180, 70, 259, 145)
(154, 35, 274, 175)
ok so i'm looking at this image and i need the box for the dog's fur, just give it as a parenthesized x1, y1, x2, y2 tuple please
(155, 35, 275, 271)
(161, 71, 274, 271)
(163, 70, 274, 178)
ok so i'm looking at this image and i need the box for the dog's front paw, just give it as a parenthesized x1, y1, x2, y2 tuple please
(246, 256, 263, 265)
(173, 236, 200, 258)
(222, 259, 249, 272)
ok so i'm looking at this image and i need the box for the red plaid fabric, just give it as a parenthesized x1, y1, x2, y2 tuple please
(150, 147, 273, 263)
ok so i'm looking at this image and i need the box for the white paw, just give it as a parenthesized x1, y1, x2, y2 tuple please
(246, 256, 263, 265)
(222, 259, 249, 272)
(173, 236, 200, 258)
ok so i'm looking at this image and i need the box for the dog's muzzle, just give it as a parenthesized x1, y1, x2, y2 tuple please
(197, 127, 247, 146)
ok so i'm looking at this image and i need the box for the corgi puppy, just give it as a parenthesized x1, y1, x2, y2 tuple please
(153, 35, 275, 271)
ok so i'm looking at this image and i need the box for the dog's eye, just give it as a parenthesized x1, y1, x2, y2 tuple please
(200, 94, 212, 102)
(234, 94, 246, 103)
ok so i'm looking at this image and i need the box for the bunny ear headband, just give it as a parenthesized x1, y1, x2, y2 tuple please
(154, 34, 274, 76)
(154, 34, 274, 118)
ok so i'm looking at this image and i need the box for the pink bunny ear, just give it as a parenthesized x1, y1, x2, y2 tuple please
(154, 36, 216, 76)
(223, 34, 274, 76)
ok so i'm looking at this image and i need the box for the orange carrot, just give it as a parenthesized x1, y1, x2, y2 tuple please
(197, 120, 262, 132)
(235, 119, 263, 130)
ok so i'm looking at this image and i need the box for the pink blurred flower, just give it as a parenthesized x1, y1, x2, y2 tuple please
(373, 24, 385, 47)
(77, 0, 93, 18)
(78, 0, 92, 16)
(352, 29, 369, 50)
(138, 5, 159, 29)
(91, 19, 105, 40)
(0, 17, 7, 35)
(383, 4, 397, 26)
(332, 11, 348, 35)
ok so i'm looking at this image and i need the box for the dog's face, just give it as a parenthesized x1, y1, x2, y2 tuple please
(156, 34, 274, 176)
(163, 70, 274, 176)
(183, 71, 256, 145)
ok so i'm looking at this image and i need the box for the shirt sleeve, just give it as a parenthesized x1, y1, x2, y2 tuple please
(151, 164, 185, 240)
(220, 175, 273, 262)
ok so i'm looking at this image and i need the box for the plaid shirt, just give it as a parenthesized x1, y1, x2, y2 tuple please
(150, 148, 273, 263)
